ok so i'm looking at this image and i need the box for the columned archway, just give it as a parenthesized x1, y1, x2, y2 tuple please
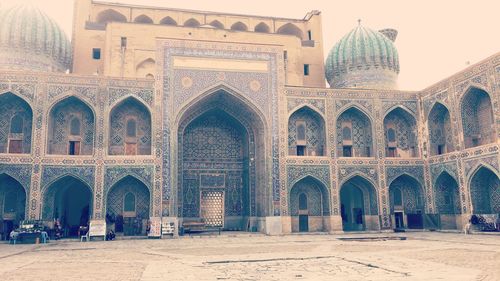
(0, 174, 26, 240)
(43, 176, 92, 237)
(428, 103, 454, 155)
(106, 176, 150, 236)
(289, 177, 330, 232)
(389, 175, 425, 229)
(434, 172, 461, 229)
(340, 176, 379, 231)
(176, 89, 268, 231)
(469, 167, 500, 215)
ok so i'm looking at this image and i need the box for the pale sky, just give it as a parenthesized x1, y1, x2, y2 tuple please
(1, 0, 499, 90)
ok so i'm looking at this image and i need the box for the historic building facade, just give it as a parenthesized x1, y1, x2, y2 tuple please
(0, 0, 498, 236)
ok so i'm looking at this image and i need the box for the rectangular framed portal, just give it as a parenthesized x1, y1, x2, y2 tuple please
(200, 190, 224, 228)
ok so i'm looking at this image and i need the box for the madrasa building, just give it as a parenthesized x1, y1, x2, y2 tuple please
(0, 0, 498, 237)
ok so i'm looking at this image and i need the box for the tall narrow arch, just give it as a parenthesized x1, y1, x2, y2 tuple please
(0, 92, 33, 154)
(340, 175, 379, 231)
(383, 107, 418, 158)
(428, 102, 454, 155)
(434, 171, 461, 229)
(469, 166, 500, 214)
(461, 87, 496, 148)
(336, 107, 373, 157)
(254, 22, 270, 33)
(136, 58, 156, 78)
(184, 18, 200, 28)
(289, 176, 330, 232)
(209, 20, 224, 29)
(176, 88, 269, 228)
(96, 9, 127, 24)
(0, 173, 27, 225)
(47, 96, 95, 155)
(288, 106, 326, 156)
(231, 21, 248, 31)
(134, 14, 153, 24)
(159, 16, 177, 26)
(389, 174, 425, 229)
(277, 23, 303, 39)
(109, 97, 151, 156)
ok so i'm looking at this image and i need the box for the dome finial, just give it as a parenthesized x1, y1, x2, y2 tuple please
(358, 19, 362, 26)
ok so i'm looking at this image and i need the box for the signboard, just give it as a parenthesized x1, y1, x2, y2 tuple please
(148, 217, 162, 238)
(89, 220, 106, 240)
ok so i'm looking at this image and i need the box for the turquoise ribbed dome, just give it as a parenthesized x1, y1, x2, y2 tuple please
(325, 23, 400, 89)
(0, 4, 72, 71)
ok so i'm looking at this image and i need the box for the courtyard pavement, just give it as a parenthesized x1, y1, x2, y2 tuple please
(0, 232, 499, 281)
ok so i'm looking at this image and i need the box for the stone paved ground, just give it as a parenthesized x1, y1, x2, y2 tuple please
(0, 232, 499, 281)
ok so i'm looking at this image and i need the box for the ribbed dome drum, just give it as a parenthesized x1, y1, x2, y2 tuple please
(325, 22, 400, 89)
(0, 4, 72, 72)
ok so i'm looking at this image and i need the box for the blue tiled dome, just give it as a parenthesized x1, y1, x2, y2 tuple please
(0, 4, 72, 72)
(325, 22, 400, 89)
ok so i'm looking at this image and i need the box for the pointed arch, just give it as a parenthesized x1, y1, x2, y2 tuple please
(47, 96, 95, 155)
(468, 165, 500, 214)
(0, 92, 33, 154)
(96, 9, 127, 24)
(209, 20, 224, 29)
(109, 96, 152, 156)
(159, 16, 177, 26)
(231, 21, 248, 31)
(42, 175, 93, 232)
(106, 175, 151, 224)
(277, 23, 303, 39)
(0, 173, 27, 222)
(340, 175, 379, 231)
(184, 18, 200, 28)
(383, 107, 418, 158)
(389, 174, 425, 229)
(289, 176, 330, 232)
(434, 171, 461, 215)
(134, 14, 153, 24)
(254, 22, 270, 33)
(428, 102, 454, 155)
(176, 86, 269, 220)
(136, 58, 156, 78)
(336, 106, 373, 157)
(288, 105, 326, 156)
(460, 86, 496, 148)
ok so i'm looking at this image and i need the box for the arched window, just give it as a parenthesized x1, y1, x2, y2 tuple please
(277, 23, 303, 39)
(160, 16, 177, 26)
(4, 191, 17, 213)
(70, 118, 81, 136)
(10, 114, 24, 134)
(231, 21, 248, 31)
(299, 193, 308, 210)
(254, 22, 270, 33)
(342, 127, 352, 140)
(126, 119, 137, 137)
(184, 18, 200, 27)
(209, 20, 224, 29)
(124, 192, 136, 212)
(134, 15, 153, 24)
(96, 9, 127, 24)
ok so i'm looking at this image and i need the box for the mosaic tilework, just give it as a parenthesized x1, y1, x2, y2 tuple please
(106, 176, 151, 218)
(335, 108, 373, 157)
(289, 178, 327, 216)
(288, 107, 326, 156)
(0, 93, 33, 154)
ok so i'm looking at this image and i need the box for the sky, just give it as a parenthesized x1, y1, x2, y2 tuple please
(1, 0, 499, 90)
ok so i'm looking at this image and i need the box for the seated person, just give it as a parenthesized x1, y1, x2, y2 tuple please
(106, 230, 115, 241)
